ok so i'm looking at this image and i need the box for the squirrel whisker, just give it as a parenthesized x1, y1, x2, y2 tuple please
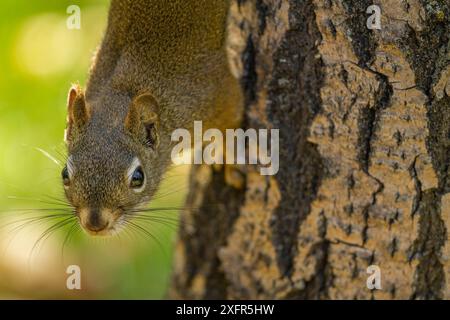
(128, 206, 187, 213)
(29, 217, 77, 261)
(130, 217, 184, 231)
(149, 186, 189, 202)
(33, 147, 63, 168)
(61, 221, 81, 259)
(122, 220, 167, 255)
(136, 219, 178, 232)
(2, 214, 74, 235)
(5, 195, 73, 208)
(0, 208, 75, 214)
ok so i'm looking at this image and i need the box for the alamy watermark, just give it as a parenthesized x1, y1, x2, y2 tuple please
(66, 5, 81, 30)
(171, 121, 279, 176)
(66, 264, 81, 290)
(366, 4, 381, 30)
(366, 265, 382, 290)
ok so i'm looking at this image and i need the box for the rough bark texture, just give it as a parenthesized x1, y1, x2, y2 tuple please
(170, 0, 450, 299)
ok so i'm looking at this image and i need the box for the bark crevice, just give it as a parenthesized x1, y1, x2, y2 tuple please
(409, 190, 446, 299)
(400, 0, 449, 298)
(266, 0, 325, 279)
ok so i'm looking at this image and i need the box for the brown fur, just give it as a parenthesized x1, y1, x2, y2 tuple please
(63, 0, 243, 236)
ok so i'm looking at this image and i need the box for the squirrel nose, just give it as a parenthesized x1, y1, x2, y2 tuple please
(84, 208, 109, 232)
(85, 220, 108, 232)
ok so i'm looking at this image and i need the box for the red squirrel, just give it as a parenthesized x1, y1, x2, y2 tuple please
(62, 0, 243, 236)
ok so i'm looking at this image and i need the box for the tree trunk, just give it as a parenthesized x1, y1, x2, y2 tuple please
(170, 0, 450, 299)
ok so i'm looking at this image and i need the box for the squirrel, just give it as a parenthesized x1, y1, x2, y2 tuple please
(63, 0, 243, 236)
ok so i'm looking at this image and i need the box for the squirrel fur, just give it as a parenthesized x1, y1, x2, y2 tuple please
(63, 0, 243, 235)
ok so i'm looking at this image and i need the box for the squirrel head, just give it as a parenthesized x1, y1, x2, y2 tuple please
(63, 85, 166, 236)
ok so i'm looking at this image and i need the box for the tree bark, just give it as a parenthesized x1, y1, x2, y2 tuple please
(170, 0, 450, 299)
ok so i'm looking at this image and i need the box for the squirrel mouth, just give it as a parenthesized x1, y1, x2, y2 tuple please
(83, 227, 121, 237)
(78, 207, 123, 237)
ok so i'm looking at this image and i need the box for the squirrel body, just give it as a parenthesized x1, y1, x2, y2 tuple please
(63, 0, 243, 235)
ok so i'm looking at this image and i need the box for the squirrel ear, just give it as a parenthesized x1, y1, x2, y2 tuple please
(125, 93, 160, 149)
(65, 85, 89, 143)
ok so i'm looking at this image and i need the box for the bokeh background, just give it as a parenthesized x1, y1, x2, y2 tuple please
(0, 0, 189, 299)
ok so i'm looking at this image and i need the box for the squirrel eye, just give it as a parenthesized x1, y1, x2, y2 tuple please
(62, 166, 70, 188)
(130, 166, 145, 189)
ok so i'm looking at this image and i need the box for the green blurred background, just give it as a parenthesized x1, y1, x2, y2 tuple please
(0, 0, 189, 299)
